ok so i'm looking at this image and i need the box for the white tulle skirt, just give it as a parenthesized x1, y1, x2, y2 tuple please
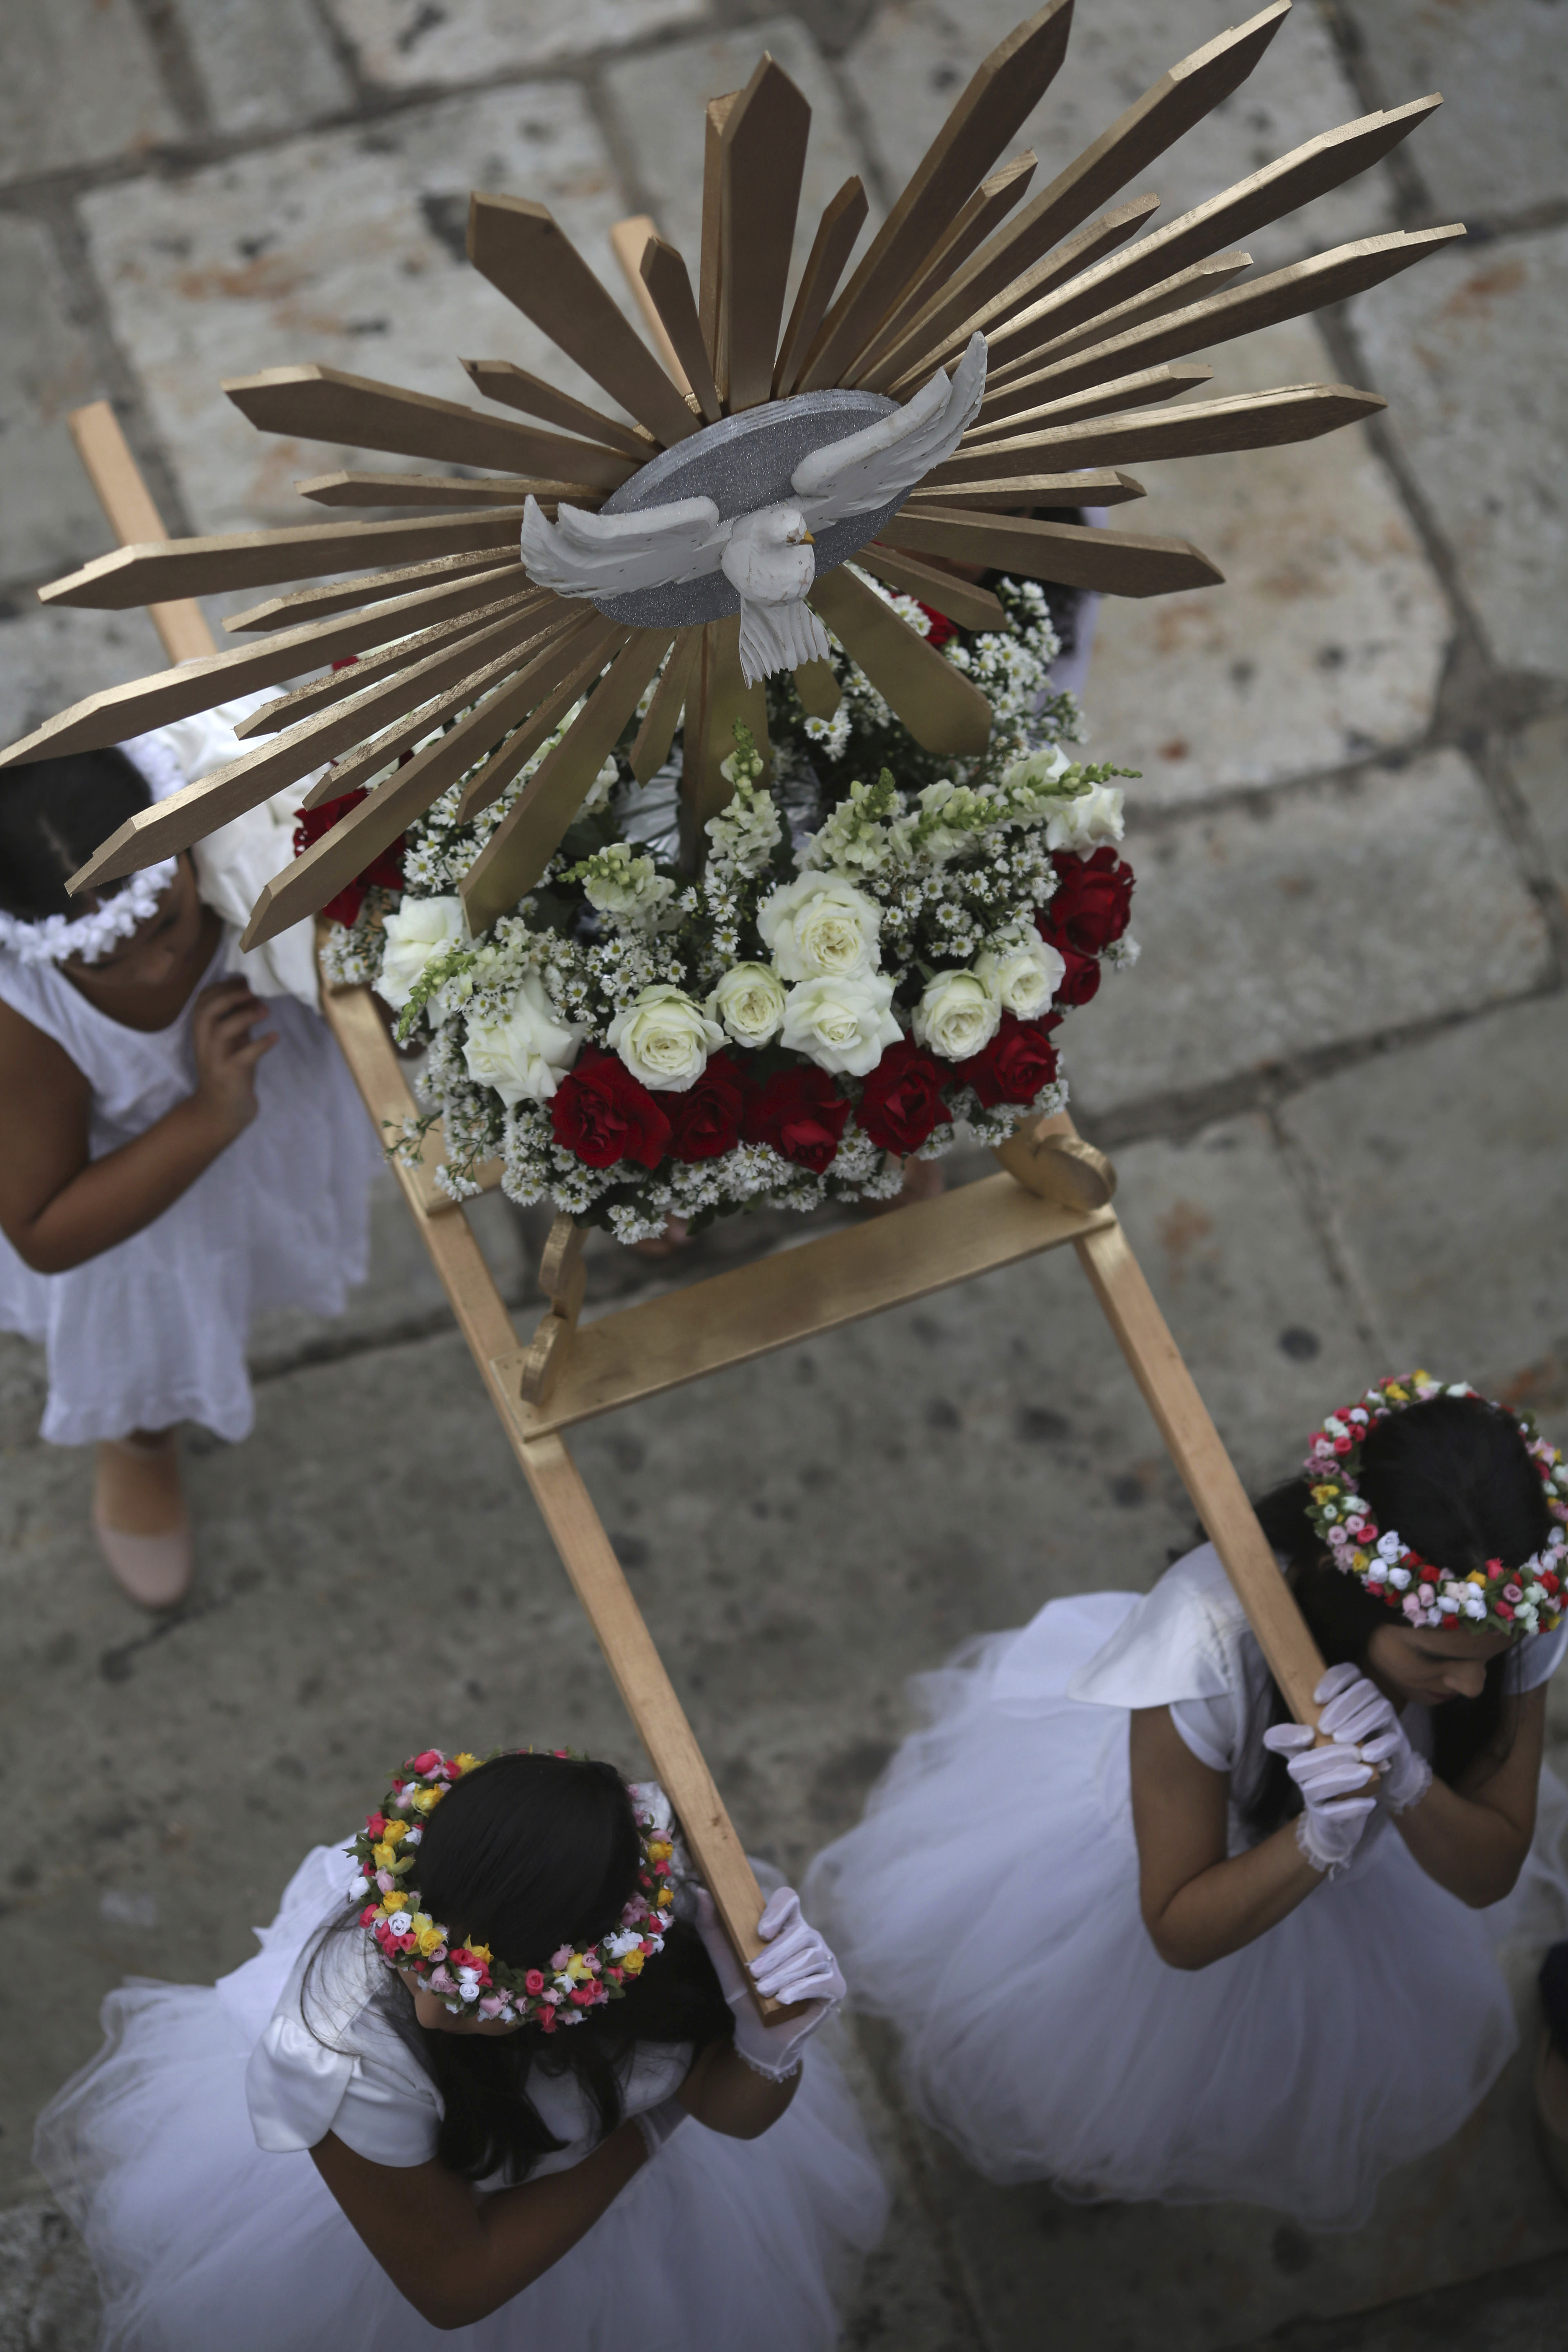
(35, 1860, 889, 2352)
(806, 1592, 1568, 2232)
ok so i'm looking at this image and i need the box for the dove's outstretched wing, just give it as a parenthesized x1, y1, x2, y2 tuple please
(791, 332, 988, 533)
(520, 493, 728, 600)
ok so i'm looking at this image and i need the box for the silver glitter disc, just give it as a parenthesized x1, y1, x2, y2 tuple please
(589, 388, 905, 629)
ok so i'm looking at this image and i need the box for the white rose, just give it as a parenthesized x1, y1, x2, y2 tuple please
(974, 938, 1064, 1019)
(462, 971, 584, 1107)
(707, 961, 787, 1048)
(606, 983, 723, 1092)
(386, 1911, 412, 1937)
(913, 968, 1002, 1062)
(757, 873, 881, 981)
(375, 895, 466, 1011)
(1045, 783, 1125, 849)
(780, 971, 900, 1077)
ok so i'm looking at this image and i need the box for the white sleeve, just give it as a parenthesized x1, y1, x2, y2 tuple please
(1509, 1621, 1568, 1694)
(246, 2010, 441, 2166)
(1167, 1691, 1241, 1773)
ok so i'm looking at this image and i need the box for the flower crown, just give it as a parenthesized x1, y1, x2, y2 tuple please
(350, 1748, 677, 2031)
(0, 857, 178, 968)
(1304, 1374, 1568, 1635)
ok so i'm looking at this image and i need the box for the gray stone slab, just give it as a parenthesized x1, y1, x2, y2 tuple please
(78, 87, 645, 535)
(1351, 226, 1568, 683)
(0, 217, 116, 589)
(1244, 2247, 1568, 2350)
(0, 2199, 98, 2352)
(1279, 993, 1568, 1398)
(843, 0, 1397, 275)
(0, 599, 167, 748)
(1063, 748, 1551, 1116)
(180, 0, 355, 136)
(327, 0, 710, 86)
(600, 19, 878, 318)
(1339, 0, 1568, 223)
(1510, 709, 1568, 902)
(1083, 319, 1451, 806)
(0, 0, 178, 181)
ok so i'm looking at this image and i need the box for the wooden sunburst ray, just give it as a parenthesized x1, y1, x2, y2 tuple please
(4, 0, 1457, 947)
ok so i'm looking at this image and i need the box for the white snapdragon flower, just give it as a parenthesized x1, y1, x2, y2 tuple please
(707, 961, 787, 1048)
(461, 971, 584, 1107)
(758, 873, 882, 982)
(577, 841, 677, 929)
(607, 983, 723, 1091)
(780, 971, 901, 1076)
(974, 937, 1064, 1019)
(913, 968, 1002, 1062)
(1001, 744, 1073, 793)
(1045, 782, 1125, 849)
(375, 895, 466, 1012)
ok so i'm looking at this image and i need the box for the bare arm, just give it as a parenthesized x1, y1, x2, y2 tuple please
(0, 984, 276, 1273)
(1129, 1706, 1325, 1969)
(310, 2120, 647, 2331)
(677, 2035, 801, 2139)
(1393, 1686, 1544, 1907)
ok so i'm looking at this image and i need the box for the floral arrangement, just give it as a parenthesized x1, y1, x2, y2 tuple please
(350, 1748, 677, 2030)
(1304, 1374, 1568, 1634)
(316, 572, 1140, 1242)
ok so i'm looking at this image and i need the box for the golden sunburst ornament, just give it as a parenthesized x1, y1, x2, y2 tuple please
(5, 0, 1454, 943)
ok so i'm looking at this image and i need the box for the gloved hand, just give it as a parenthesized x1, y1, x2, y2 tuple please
(633, 2091, 690, 2159)
(1263, 1684, 1379, 1877)
(694, 1886, 844, 2082)
(1310, 1660, 1432, 1815)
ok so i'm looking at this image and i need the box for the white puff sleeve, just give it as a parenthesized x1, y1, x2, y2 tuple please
(245, 1938, 442, 2168)
(1067, 1543, 1260, 1775)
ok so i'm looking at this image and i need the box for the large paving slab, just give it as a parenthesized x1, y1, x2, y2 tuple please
(0, 0, 178, 182)
(0, 599, 169, 749)
(1351, 225, 1568, 684)
(843, 0, 1397, 273)
(1339, 0, 1568, 223)
(1280, 994, 1568, 1401)
(600, 17, 878, 301)
(1510, 709, 1568, 904)
(1084, 320, 1451, 806)
(179, 0, 356, 137)
(0, 217, 117, 588)
(327, 0, 710, 86)
(77, 87, 646, 534)
(1063, 747, 1550, 1117)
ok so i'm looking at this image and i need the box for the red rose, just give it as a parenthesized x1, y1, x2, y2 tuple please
(293, 788, 405, 927)
(1039, 846, 1135, 954)
(915, 601, 957, 650)
(524, 1968, 546, 1995)
(954, 1013, 1061, 1109)
(856, 1039, 947, 1155)
(550, 1047, 672, 1171)
(665, 1051, 750, 1162)
(1040, 937, 1102, 1007)
(744, 1065, 849, 1173)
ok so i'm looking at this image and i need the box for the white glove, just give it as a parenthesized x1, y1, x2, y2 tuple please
(632, 2091, 690, 2159)
(1263, 1683, 1378, 1877)
(694, 1886, 844, 2082)
(1310, 1661, 1432, 1815)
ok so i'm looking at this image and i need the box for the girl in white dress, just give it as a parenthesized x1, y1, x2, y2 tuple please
(0, 729, 380, 1607)
(807, 1376, 1568, 2230)
(36, 1746, 887, 2351)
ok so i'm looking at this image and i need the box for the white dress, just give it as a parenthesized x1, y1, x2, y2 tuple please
(0, 934, 380, 1443)
(806, 1544, 1568, 2231)
(34, 1833, 889, 2352)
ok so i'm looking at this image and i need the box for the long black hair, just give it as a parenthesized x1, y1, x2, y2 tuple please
(308, 1753, 731, 2182)
(1242, 1392, 1553, 1840)
(0, 753, 150, 920)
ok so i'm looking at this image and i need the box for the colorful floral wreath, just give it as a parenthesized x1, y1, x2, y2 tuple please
(349, 1748, 677, 2031)
(1304, 1373, 1568, 1634)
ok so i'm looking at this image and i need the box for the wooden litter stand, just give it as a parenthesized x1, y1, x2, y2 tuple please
(69, 397, 1331, 2008)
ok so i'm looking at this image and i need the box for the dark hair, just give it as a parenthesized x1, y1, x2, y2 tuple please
(0, 753, 150, 920)
(1242, 1393, 1552, 1839)
(309, 1752, 731, 2183)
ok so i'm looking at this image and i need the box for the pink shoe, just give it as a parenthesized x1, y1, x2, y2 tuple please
(94, 1436, 194, 1610)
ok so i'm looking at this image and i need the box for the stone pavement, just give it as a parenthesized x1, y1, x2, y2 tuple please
(0, 1, 1565, 2345)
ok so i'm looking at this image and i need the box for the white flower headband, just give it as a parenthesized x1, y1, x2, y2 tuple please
(0, 734, 183, 967)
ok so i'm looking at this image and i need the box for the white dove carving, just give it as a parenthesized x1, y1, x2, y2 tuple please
(520, 332, 988, 688)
